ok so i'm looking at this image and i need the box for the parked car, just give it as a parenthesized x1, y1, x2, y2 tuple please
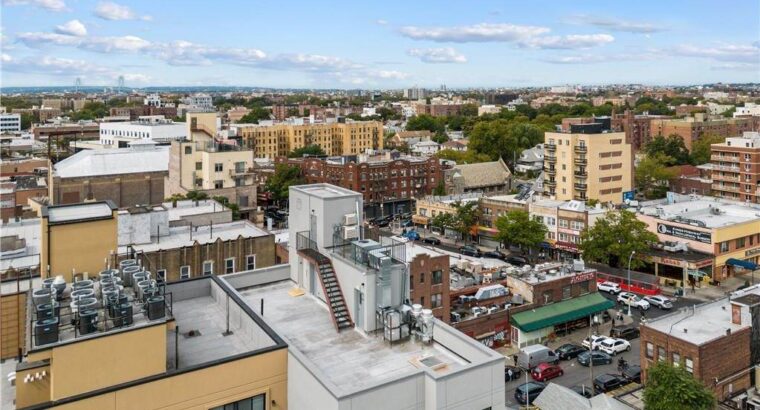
(514, 382, 546, 405)
(622, 365, 642, 383)
(617, 292, 650, 310)
(459, 245, 482, 257)
(577, 351, 613, 367)
(597, 281, 622, 294)
(643, 295, 673, 309)
(597, 338, 631, 356)
(581, 335, 607, 350)
(506, 255, 528, 266)
(571, 385, 594, 398)
(422, 237, 441, 245)
(375, 219, 390, 228)
(505, 365, 522, 381)
(554, 343, 586, 360)
(594, 373, 628, 393)
(517, 345, 560, 369)
(483, 250, 506, 260)
(531, 363, 564, 382)
(610, 326, 640, 341)
(400, 220, 413, 227)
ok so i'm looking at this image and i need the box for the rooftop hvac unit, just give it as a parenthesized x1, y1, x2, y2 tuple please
(343, 213, 358, 226)
(343, 225, 359, 240)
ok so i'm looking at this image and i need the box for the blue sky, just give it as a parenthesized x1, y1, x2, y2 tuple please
(2, 0, 758, 88)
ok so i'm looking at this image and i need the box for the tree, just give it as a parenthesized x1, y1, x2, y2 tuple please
(432, 181, 446, 196)
(643, 361, 715, 410)
(430, 213, 456, 233)
(494, 210, 547, 258)
(460, 104, 478, 117)
(263, 164, 303, 205)
(288, 144, 326, 158)
(722, 106, 736, 118)
(689, 134, 725, 165)
(212, 196, 240, 220)
(451, 201, 480, 242)
(238, 107, 271, 124)
(19, 113, 34, 130)
(468, 120, 542, 164)
(70, 102, 109, 121)
(644, 134, 690, 165)
(435, 149, 492, 164)
(406, 114, 445, 135)
(580, 210, 658, 269)
(635, 153, 678, 199)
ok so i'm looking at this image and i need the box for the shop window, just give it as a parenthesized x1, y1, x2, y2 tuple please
(579, 280, 590, 295)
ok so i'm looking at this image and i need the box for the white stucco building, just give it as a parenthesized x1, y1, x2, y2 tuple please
(99, 116, 186, 147)
(0, 113, 22, 132)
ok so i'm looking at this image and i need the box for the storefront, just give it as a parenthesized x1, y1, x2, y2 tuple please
(509, 292, 614, 348)
(477, 226, 501, 249)
(644, 250, 714, 289)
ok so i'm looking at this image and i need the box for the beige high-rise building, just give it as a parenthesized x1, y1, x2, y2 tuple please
(237, 120, 382, 159)
(544, 130, 632, 204)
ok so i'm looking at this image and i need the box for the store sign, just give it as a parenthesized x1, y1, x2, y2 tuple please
(746, 248, 760, 257)
(571, 272, 595, 284)
(657, 223, 711, 244)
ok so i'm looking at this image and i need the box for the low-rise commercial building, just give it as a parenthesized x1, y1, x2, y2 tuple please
(50, 142, 169, 207)
(109, 105, 178, 121)
(99, 116, 186, 147)
(639, 286, 760, 401)
(413, 193, 482, 233)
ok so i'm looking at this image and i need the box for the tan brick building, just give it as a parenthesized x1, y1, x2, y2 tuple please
(650, 113, 760, 151)
(237, 119, 383, 159)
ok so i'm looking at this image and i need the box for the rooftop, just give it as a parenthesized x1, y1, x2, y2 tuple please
(290, 183, 362, 199)
(44, 201, 115, 224)
(162, 199, 229, 222)
(642, 285, 760, 345)
(53, 145, 170, 178)
(0, 218, 41, 272)
(637, 193, 760, 228)
(119, 220, 270, 253)
(238, 280, 469, 396)
(447, 158, 512, 189)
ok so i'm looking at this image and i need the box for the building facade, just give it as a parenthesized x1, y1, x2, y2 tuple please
(99, 116, 187, 147)
(544, 129, 632, 204)
(237, 119, 383, 159)
(650, 114, 760, 151)
(710, 132, 760, 203)
(0, 113, 21, 132)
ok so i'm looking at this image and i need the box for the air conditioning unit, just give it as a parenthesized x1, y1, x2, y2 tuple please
(342, 225, 359, 240)
(343, 213, 358, 226)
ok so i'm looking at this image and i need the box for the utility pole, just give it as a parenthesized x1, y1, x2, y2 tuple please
(627, 251, 636, 317)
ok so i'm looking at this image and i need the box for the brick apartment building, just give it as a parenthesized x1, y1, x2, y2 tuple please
(667, 164, 713, 196)
(110, 105, 178, 120)
(278, 155, 444, 217)
(639, 290, 760, 402)
(611, 109, 672, 150)
(650, 114, 760, 151)
(414, 103, 464, 117)
(31, 123, 100, 141)
(408, 251, 450, 323)
(710, 132, 760, 203)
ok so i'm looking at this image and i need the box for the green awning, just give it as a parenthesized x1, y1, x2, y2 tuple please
(510, 292, 615, 333)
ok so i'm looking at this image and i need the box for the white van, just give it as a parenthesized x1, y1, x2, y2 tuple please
(517, 344, 559, 369)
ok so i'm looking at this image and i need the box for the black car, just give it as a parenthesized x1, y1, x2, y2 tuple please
(571, 385, 594, 398)
(506, 255, 528, 266)
(504, 365, 522, 381)
(622, 365, 642, 383)
(459, 245, 481, 257)
(514, 381, 546, 405)
(483, 250, 506, 260)
(611, 326, 640, 341)
(594, 373, 628, 393)
(577, 351, 613, 367)
(375, 219, 391, 228)
(555, 343, 586, 360)
(422, 237, 441, 245)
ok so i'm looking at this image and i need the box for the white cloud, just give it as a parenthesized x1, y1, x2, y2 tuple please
(670, 43, 760, 63)
(2, 54, 110, 75)
(399, 23, 549, 43)
(80, 35, 152, 53)
(263, 53, 362, 72)
(94, 1, 151, 21)
(16, 32, 82, 47)
(710, 62, 759, 71)
(376, 19, 388, 25)
(54, 20, 87, 37)
(407, 47, 467, 63)
(151, 40, 267, 66)
(569, 15, 668, 34)
(520, 34, 614, 49)
(541, 52, 659, 64)
(370, 70, 409, 80)
(2, 0, 66, 11)
(120, 73, 151, 83)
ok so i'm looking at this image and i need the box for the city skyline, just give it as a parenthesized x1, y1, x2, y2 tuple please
(1, 0, 759, 88)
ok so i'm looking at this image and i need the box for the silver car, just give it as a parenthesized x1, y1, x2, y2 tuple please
(644, 295, 673, 309)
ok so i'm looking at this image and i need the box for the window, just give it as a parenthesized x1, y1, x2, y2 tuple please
(225, 258, 235, 274)
(157, 270, 166, 284)
(736, 237, 745, 248)
(542, 290, 553, 304)
(214, 163, 223, 172)
(419, 296, 425, 306)
(672, 352, 680, 367)
(685, 358, 694, 373)
(720, 241, 729, 252)
(211, 393, 265, 410)
(579, 280, 590, 295)
(658, 346, 666, 362)
(180, 266, 191, 280)
(184, 146, 192, 154)
(214, 180, 223, 189)
(235, 161, 246, 173)
(195, 161, 202, 171)
(202, 261, 214, 276)
(246, 255, 256, 270)
(431, 293, 442, 308)
(646, 342, 654, 359)
(419, 272, 425, 283)
(432, 270, 443, 285)
(562, 285, 571, 300)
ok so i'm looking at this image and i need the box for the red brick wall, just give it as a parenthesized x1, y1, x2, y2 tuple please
(409, 253, 450, 323)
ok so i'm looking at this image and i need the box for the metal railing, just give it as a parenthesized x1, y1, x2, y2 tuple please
(711, 154, 739, 162)
(712, 184, 741, 192)
(574, 183, 588, 190)
(545, 143, 556, 151)
(296, 230, 318, 252)
(574, 170, 588, 177)
(574, 145, 588, 153)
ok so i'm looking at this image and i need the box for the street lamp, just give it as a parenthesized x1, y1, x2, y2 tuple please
(627, 251, 636, 317)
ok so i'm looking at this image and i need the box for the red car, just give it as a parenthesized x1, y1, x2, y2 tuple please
(531, 363, 563, 382)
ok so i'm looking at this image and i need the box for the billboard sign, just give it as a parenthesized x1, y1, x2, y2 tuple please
(657, 223, 711, 244)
